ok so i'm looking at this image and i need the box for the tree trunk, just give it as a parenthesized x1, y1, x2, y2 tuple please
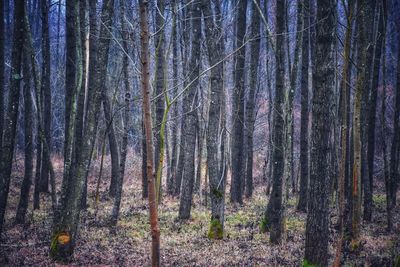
(111, 0, 131, 225)
(304, 0, 336, 266)
(139, 1, 161, 265)
(0, 0, 25, 235)
(39, 0, 51, 193)
(15, 54, 34, 224)
(0, 0, 4, 154)
(366, 0, 386, 222)
(333, 1, 355, 265)
(351, 0, 369, 248)
(179, 0, 201, 219)
(263, 0, 286, 245)
(202, 0, 226, 239)
(245, 0, 261, 199)
(230, 0, 247, 204)
(51, 0, 114, 261)
(297, 0, 310, 213)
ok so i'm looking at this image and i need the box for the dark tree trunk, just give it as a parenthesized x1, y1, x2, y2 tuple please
(0, 0, 4, 153)
(39, 0, 51, 193)
(230, 0, 247, 204)
(361, 0, 377, 223)
(179, 0, 201, 220)
(389, 18, 400, 230)
(15, 54, 34, 224)
(263, 0, 286, 244)
(105, 92, 121, 197)
(51, 0, 114, 261)
(304, 0, 336, 266)
(167, 0, 179, 196)
(297, 0, 310, 212)
(366, 0, 386, 222)
(202, 0, 226, 239)
(245, 0, 261, 199)
(110, 0, 131, 225)
(0, 0, 25, 235)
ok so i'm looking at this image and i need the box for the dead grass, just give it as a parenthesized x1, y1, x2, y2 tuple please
(0, 153, 399, 266)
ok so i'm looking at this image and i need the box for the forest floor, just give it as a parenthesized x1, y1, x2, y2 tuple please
(0, 154, 400, 266)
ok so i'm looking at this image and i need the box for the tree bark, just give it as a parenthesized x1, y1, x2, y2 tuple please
(245, 0, 261, 199)
(0, 0, 25, 235)
(304, 0, 336, 266)
(263, 0, 286, 245)
(139, 1, 161, 265)
(202, 0, 226, 239)
(179, 0, 201, 220)
(39, 0, 51, 193)
(297, 0, 310, 213)
(15, 54, 34, 224)
(0, 0, 4, 154)
(230, 0, 247, 204)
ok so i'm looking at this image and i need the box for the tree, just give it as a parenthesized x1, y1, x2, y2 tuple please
(202, 0, 226, 239)
(262, 0, 286, 244)
(15, 54, 34, 224)
(297, 0, 310, 212)
(304, 0, 336, 265)
(245, 0, 261, 199)
(351, 0, 369, 247)
(334, 0, 355, 265)
(231, 0, 247, 204)
(366, 0, 387, 222)
(50, 0, 115, 261)
(139, 0, 161, 265)
(0, 0, 4, 152)
(154, 0, 166, 199)
(0, 0, 25, 235)
(179, 0, 201, 220)
(39, 0, 52, 193)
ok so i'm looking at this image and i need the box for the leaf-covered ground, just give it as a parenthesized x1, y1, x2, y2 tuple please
(1, 155, 399, 266)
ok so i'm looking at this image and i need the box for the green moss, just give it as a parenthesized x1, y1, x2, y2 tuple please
(350, 239, 360, 251)
(394, 255, 400, 267)
(212, 188, 223, 200)
(302, 259, 318, 267)
(259, 216, 269, 233)
(208, 218, 223, 239)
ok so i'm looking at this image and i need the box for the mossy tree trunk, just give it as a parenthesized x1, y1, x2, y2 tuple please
(202, 0, 226, 239)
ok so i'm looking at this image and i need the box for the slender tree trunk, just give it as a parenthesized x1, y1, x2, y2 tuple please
(245, 0, 261, 199)
(263, 0, 286, 245)
(333, 1, 355, 265)
(361, 1, 376, 223)
(105, 92, 120, 197)
(39, 0, 51, 193)
(142, 119, 148, 199)
(0, 0, 25, 235)
(351, 0, 370, 248)
(366, 0, 386, 222)
(297, 0, 310, 212)
(110, 0, 131, 225)
(230, 0, 247, 204)
(15, 54, 34, 224)
(202, 0, 225, 239)
(304, 1, 336, 266)
(0, 0, 4, 153)
(179, 0, 201, 219)
(139, 1, 160, 265)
